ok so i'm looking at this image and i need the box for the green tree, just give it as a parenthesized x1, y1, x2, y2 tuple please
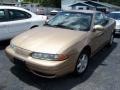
(23, 0, 61, 7)
(100, 0, 120, 6)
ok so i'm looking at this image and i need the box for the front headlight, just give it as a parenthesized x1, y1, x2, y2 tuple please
(10, 43, 16, 50)
(31, 52, 69, 61)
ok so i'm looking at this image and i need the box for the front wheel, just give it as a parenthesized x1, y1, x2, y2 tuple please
(75, 51, 89, 75)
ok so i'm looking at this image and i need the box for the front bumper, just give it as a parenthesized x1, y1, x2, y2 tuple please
(5, 46, 74, 78)
(115, 29, 120, 34)
(115, 25, 120, 34)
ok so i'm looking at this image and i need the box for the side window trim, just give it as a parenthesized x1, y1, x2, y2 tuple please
(94, 13, 102, 25)
(7, 9, 32, 21)
(0, 9, 9, 22)
(94, 12, 108, 26)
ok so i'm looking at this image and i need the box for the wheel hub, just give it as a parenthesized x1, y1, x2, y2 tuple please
(77, 54, 88, 73)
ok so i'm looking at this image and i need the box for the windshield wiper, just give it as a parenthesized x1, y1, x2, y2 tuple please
(44, 23, 74, 30)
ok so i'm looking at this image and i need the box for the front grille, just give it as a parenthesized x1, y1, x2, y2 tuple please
(115, 29, 120, 32)
(14, 58, 26, 68)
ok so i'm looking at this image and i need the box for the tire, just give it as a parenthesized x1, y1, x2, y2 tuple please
(30, 26, 38, 29)
(107, 33, 114, 47)
(75, 51, 89, 75)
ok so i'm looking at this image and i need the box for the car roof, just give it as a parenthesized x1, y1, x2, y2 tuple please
(0, 6, 35, 15)
(63, 10, 99, 14)
(0, 6, 25, 10)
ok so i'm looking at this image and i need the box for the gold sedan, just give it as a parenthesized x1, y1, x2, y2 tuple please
(6, 10, 115, 78)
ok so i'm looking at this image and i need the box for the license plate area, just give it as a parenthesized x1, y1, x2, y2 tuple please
(14, 58, 26, 68)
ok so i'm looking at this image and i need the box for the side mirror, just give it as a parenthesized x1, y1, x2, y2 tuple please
(93, 25, 104, 32)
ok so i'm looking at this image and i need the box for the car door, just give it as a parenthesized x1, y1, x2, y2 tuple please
(101, 14, 113, 42)
(0, 9, 9, 41)
(7, 9, 32, 38)
(91, 13, 108, 53)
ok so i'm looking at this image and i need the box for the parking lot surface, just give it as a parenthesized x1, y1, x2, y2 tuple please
(0, 35, 120, 90)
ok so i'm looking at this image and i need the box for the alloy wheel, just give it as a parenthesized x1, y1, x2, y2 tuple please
(76, 54, 88, 74)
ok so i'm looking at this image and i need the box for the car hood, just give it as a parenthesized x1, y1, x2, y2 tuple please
(11, 26, 87, 54)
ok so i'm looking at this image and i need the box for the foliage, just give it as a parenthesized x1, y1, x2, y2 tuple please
(100, 0, 120, 6)
(23, 0, 120, 7)
(23, 0, 61, 7)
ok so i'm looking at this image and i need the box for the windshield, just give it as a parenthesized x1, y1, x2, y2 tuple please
(108, 13, 120, 20)
(45, 12, 93, 31)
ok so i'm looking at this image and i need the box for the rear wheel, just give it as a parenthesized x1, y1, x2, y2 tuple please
(75, 51, 89, 75)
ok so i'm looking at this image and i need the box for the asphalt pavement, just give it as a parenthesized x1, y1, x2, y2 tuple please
(0, 35, 120, 90)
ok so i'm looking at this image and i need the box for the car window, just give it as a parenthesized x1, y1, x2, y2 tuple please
(46, 12, 93, 31)
(94, 13, 108, 26)
(0, 10, 7, 22)
(108, 12, 120, 20)
(8, 9, 31, 20)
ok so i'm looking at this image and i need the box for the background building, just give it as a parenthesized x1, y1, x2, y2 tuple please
(62, 0, 120, 12)
(61, 0, 79, 10)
